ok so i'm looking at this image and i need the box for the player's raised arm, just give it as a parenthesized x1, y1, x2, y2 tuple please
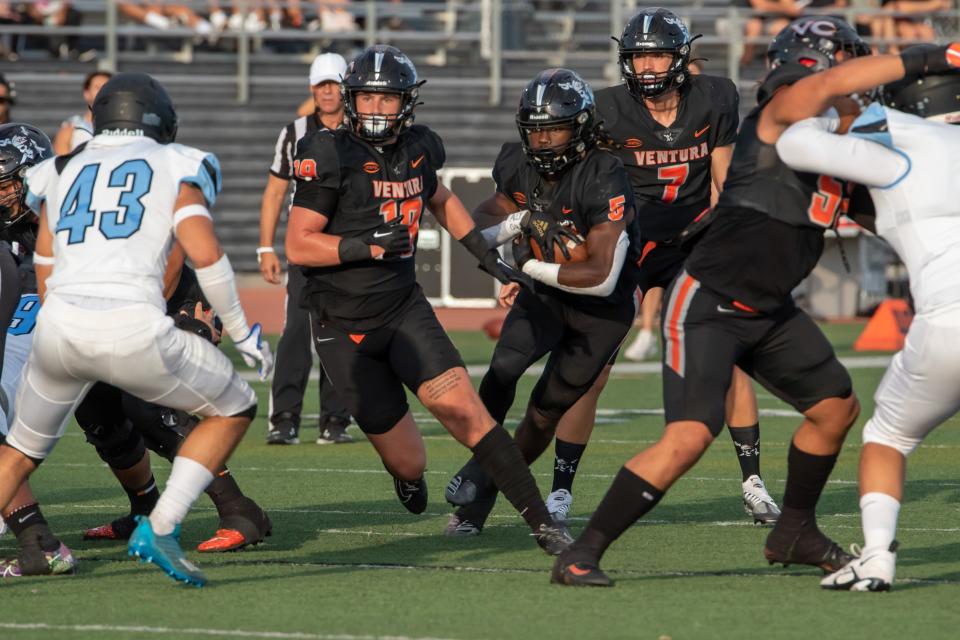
(759, 35, 960, 142)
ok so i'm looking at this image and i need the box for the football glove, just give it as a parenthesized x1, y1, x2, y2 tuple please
(479, 249, 534, 290)
(541, 222, 583, 262)
(234, 323, 274, 381)
(365, 216, 412, 259)
(511, 233, 534, 270)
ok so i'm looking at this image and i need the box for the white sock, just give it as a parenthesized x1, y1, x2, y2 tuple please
(149, 456, 214, 536)
(860, 491, 900, 554)
(144, 11, 172, 30)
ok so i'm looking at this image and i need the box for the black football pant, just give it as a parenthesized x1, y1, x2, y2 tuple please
(270, 266, 349, 428)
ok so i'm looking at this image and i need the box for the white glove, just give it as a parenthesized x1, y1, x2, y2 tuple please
(234, 323, 274, 381)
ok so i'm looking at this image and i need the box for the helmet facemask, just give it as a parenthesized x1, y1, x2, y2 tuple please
(0, 170, 25, 228)
(620, 46, 691, 99)
(342, 86, 421, 144)
(518, 110, 594, 177)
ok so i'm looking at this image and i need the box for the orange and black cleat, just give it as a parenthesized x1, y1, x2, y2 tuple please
(550, 553, 614, 587)
(83, 515, 138, 541)
(197, 502, 272, 553)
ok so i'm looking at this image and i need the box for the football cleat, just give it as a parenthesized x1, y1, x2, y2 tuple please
(0, 542, 76, 577)
(317, 415, 354, 444)
(394, 476, 428, 514)
(551, 557, 614, 587)
(546, 489, 573, 522)
(533, 522, 574, 556)
(266, 417, 300, 445)
(83, 514, 138, 541)
(445, 457, 494, 507)
(623, 329, 657, 362)
(128, 516, 206, 587)
(197, 501, 272, 553)
(764, 519, 854, 574)
(443, 513, 483, 537)
(742, 475, 781, 525)
(821, 542, 897, 592)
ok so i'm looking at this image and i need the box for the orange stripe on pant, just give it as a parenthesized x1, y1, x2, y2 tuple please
(667, 274, 697, 376)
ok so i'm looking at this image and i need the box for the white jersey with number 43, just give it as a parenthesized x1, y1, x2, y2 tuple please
(24, 134, 221, 309)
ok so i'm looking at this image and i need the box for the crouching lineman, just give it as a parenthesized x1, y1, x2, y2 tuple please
(444, 69, 642, 535)
(0, 123, 76, 577)
(774, 45, 960, 591)
(0, 72, 273, 587)
(76, 261, 271, 553)
(286, 45, 571, 553)
(552, 17, 873, 586)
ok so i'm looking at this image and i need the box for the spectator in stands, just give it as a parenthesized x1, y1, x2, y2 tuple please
(52, 71, 112, 155)
(0, 74, 14, 125)
(21, 1, 81, 59)
(308, 0, 357, 32)
(118, 2, 214, 37)
(877, 0, 949, 51)
(0, 3, 26, 60)
(738, 0, 849, 64)
(258, 53, 355, 446)
(208, 0, 268, 33)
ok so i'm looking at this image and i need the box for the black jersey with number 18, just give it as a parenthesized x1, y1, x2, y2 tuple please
(595, 74, 739, 242)
(292, 124, 445, 330)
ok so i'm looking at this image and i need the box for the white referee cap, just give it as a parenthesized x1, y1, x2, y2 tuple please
(309, 53, 347, 86)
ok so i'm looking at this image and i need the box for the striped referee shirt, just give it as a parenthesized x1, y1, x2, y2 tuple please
(269, 113, 344, 180)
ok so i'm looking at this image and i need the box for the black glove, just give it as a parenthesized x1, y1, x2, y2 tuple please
(511, 233, 534, 270)
(541, 222, 583, 262)
(901, 43, 960, 81)
(339, 216, 411, 263)
(479, 249, 534, 290)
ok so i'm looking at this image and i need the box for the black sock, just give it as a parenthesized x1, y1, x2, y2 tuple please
(781, 441, 839, 515)
(205, 468, 245, 511)
(124, 474, 160, 516)
(551, 439, 586, 493)
(728, 423, 761, 481)
(513, 418, 555, 464)
(5, 503, 59, 552)
(471, 424, 551, 530)
(568, 468, 664, 564)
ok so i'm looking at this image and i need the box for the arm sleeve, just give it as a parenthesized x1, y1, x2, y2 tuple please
(291, 131, 341, 217)
(522, 231, 629, 297)
(776, 117, 909, 189)
(269, 124, 294, 179)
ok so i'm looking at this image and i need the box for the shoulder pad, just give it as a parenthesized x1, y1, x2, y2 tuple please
(167, 143, 222, 207)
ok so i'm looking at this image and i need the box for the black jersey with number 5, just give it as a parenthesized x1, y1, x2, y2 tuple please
(595, 74, 739, 242)
(292, 124, 444, 329)
(685, 64, 851, 312)
(493, 142, 642, 307)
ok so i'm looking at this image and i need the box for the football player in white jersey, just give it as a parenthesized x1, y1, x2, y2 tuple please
(774, 44, 960, 591)
(0, 123, 77, 578)
(0, 73, 273, 587)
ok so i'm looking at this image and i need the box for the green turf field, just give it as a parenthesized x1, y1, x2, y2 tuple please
(3, 326, 957, 640)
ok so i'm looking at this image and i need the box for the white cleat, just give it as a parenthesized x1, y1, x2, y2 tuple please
(742, 475, 781, 525)
(546, 489, 573, 523)
(821, 543, 897, 592)
(623, 330, 657, 361)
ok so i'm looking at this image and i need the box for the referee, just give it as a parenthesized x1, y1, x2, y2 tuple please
(258, 52, 354, 445)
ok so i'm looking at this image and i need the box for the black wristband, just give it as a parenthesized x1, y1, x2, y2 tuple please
(174, 314, 214, 343)
(338, 236, 370, 263)
(901, 44, 949, 80)
(459, 227, 489, 262)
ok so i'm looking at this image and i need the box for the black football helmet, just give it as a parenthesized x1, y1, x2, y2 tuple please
(0, 123, 52, 229)
(341, 45, 424, 143)
(615, 8, 697, 99)
(92, 72, 178, 143)
(883, 48, 960, 122)
(516, 68, 598, 177)
(767, 16, 870, 71)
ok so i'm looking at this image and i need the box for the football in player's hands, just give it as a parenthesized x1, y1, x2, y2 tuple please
(529, 219, 588, 264)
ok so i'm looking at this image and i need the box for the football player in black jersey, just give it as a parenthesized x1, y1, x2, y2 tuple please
(286, 45, 571, 554)
(442, 69, 642, 536)
(556, 8, 780, 526)
(552, 17, 895, 587)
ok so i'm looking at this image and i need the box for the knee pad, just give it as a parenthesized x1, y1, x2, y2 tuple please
(862, 416, 920, 457)
(79, 419, 146, 470)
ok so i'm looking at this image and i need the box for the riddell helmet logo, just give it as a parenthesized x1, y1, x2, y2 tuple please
(513, 192, 527, 205)
(363, 162, 380, 174)
(624, 138, 643, 148)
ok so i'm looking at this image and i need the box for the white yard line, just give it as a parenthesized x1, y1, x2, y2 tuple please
(0, 624, 456, 640)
